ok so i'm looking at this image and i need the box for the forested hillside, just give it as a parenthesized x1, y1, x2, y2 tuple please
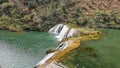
(0, 0, 120, 32)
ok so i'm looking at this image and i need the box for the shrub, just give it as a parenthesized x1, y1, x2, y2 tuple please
(1, 2, 11, 9)
(0, 15, 11, 23)
(0, 0, 8, 4)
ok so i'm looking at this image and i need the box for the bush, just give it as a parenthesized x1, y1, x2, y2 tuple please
(0, 15, 11, 23)
(24, 1, 36, 9)
(0, 0, 8, 4)
(1, 2, 11, 9)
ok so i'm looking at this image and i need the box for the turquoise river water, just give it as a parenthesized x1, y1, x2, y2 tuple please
(0, 29, 120, 68)
(0, 30, 58, 68)
(61, 29, 120, 68)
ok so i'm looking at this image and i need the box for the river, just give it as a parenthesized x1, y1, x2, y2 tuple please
(61, 28, 120, 68)
(0, 28, 120, 68)
(0, 30, 58, 68)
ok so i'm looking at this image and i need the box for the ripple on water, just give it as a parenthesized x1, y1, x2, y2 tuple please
(0, 30, 58, 68)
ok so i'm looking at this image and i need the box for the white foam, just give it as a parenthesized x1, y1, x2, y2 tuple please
(36, 52, 56, 65)
(49, 24, 64, 35)
(67, 28, 79, 38)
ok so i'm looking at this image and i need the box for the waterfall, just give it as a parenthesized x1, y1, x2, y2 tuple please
(49, 24, 80, 41)
(35, 40, 73, 68)
(36, 52, 56, 65)
(67, 28, 79, 38)
(56, 25, 69, 41)
(35, 24, 82, 68)
(35, 23, 101, 68)
(49, 24, 64, 35)
(56, 40, 73, 50)
(48, 24, 58, 33)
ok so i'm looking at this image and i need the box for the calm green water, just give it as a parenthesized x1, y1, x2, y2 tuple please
(62, 29, 120, 68)
(0, 30, 58, 68)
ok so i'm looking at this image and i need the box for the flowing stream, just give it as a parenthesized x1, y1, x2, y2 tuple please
(0, 30, 58, 68)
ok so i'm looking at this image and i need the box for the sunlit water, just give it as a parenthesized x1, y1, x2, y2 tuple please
(0, 30, 58, 68)
(61, 28, 120, 68)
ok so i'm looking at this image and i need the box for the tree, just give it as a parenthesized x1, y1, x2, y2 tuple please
(0, 0, 8, 4)
(28, 1, 36, 9)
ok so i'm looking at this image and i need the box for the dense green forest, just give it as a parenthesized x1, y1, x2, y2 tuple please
(0, 0, 120, 32)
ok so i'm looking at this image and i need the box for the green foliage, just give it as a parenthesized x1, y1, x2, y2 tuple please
(27, 1, 36, 9)
(36, 0, 51, 5)
(93, 11, 120, 25)
(66, 11, 120, 27)
(0, 0, 8, 4)
(0, 15, 11, 23)
(23, 0, 36, 9)
(0, 0, 120, 32)
(23, 14, 31, 20)
(0, 14, 22, 32)
(6, 24, 22, 32)
(1, 2, 11, 9)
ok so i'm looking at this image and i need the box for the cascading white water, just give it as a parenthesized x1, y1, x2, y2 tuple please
(36, 52, 56, 65)
(67, 28, 79, 38)
(49, 24, 58, 33)
(35, 24, 81, 68)
(35, 40, 73, 68)
(56, 40, 73, 50)
(49, 24, 80, 41)
(36, 39, 73, 66)
(56, 25, 70, 41)
(49, 24, 64, 35)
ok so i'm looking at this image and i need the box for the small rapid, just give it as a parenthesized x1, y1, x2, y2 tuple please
(49, 24, 64, 35)
(49, 24, 80, 41)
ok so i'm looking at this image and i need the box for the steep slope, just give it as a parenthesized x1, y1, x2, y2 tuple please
(0, 0, 120, 31)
